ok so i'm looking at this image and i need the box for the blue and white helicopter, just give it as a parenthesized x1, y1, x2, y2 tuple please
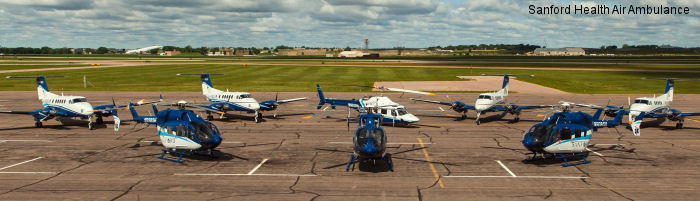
(623, 78, 699, 136)
(177, 74, 307, 123)
(522, 102, 627, 167)
(0, 76, 157, 130)
(412, 74, 551, 125)
(345, 108, 393, 172)
(126, 101, 223, 163)
(316, 84, 422, 126)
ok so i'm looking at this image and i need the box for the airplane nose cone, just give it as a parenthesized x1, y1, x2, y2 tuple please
(250, 103, 260, 110)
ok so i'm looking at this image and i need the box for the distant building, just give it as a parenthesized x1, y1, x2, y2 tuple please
(533, 48, 585, 56)
(338, 51, 364, 58)
(163, 50, 180, 56)
(207, 52, 225, 56)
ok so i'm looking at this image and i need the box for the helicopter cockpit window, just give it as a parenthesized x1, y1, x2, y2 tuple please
(191, 122, 214, 141)
(551, 128, 561, 142)
(560, 128, 572, 140)
(574, 129, 581, 138)
(176, 125, 190, 138)
(397, 108, 408, 116)
(371, 129, 386, 148)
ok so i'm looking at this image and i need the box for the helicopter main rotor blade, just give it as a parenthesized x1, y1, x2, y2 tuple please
(386, 88, 435, 96)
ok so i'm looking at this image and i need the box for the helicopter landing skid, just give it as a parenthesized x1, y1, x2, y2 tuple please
(346, 154, 357, 171)
(559, 153, 591, 167)
(158, 149, 190, 163)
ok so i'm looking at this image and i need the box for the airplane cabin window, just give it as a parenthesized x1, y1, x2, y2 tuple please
(391, 110, 397, 116)
(381, 109, 387, 115)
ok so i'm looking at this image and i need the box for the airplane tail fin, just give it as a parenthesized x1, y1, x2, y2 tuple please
(6, 76, 64, 99)
(176, 74, 224, 96)
(502, 75, 509, 91)
(316, 84, 326, 109)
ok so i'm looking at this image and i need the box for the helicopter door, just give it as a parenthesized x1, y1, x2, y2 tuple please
(176, 125, 190, 140)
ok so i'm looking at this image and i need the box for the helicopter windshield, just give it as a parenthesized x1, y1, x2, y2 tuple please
(354, 127, 386, 152)
(191, 121, 218, 141)
(396, 108, 408, 116)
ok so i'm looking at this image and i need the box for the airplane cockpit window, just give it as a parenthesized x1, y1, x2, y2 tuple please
(397, 108, 408, 116)
(191, 122, 215, 141)
(239, 94, 252, 99)
(634, 99, 649, 105)
(72, 98, 88, 103)
(478, 95, 490, 99)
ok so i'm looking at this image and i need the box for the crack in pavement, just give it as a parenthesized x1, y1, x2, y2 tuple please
(289, 176, 321, 201)
(109, 178, 146, 201)
(0, 161, 94, 196)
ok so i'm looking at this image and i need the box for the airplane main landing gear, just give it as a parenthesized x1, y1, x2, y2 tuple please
(676, 121, 684, 129)
(96, 116, 104, 124)
(254, 111, 262, 123)
(461, 112, 467, 120)
(206, 111, 213, 121)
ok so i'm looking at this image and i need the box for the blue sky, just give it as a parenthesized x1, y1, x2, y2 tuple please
(0, 0, 698, 48)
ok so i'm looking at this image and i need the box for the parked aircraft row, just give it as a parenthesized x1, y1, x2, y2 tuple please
(0, 74, 696, 167)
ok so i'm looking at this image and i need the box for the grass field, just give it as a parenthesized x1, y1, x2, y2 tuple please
(0, 64, 91, 71)
(0, 64, 697, 94)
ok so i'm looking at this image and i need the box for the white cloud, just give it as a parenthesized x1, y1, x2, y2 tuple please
(0, 0, 697, 48)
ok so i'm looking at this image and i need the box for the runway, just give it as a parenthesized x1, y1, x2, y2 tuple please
(0, 91, 698, 200)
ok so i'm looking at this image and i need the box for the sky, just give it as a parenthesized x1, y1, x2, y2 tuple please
(0, 0, 698, 49)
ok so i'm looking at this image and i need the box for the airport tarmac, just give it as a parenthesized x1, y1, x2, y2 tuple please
(0, 91, 698, 200)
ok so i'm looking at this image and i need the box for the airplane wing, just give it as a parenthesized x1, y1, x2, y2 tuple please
(516, 105, 553, 110)
(276, 97, 308, 104)
(185, 104, 225, 114)
(410, 98, 453, 106)
(678, 112, 700, 117)
(0, 109, 52, 120)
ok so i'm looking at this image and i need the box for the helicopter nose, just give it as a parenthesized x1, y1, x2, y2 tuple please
(403, 114, 419, 123)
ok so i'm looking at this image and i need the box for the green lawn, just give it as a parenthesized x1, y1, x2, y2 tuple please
(0, 64, 697, 94)
(0, 64, 91, 71)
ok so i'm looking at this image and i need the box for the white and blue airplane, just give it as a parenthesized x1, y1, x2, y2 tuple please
(1, 76, 117, 130)
(177, 74, 307, 123)
(627, 78, 700, 136)
(411, 74, 550, 125)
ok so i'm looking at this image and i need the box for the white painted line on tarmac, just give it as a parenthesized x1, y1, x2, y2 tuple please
(586, 148, 604, 157)
(496, 160, 516, 177)
(248, 158, 268, 175)
(0, 157, 43, 171)
(221, 141, 243, 144)
(593, 144, 625, 146)
(444, 175, 588, 179)
(329, 142, 433, 145)
(175, 173, 317, 177)
(0, 140, 52, 143)
(0, 172, 55, 174)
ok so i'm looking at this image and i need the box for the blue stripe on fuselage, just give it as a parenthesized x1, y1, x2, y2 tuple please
(42, 104, 89, 118)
